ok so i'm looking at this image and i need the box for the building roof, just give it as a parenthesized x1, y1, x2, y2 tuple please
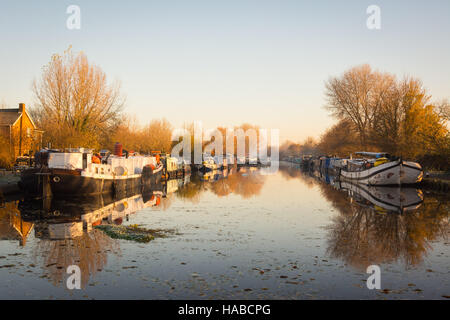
(0, 108, 21, 126)
(0, 108, 37, 128)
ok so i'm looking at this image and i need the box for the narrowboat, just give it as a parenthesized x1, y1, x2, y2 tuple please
(19, 146, 163, 197)
(339, 152, 423, 186)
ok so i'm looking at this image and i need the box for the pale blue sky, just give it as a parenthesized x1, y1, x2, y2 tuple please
(1, 0, 449, 142)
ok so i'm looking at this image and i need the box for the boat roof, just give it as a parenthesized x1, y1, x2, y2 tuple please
(355, 152, 389, 158)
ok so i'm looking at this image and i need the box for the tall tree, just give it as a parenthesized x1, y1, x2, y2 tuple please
(325, 65, 384, 148)
(435, 99, 450, 123)
(32, 47, 124, 149)
(324, 65, 449, 164)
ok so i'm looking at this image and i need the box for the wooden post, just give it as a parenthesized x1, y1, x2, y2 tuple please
(42, 173, 52, 211)
(36, 172, 52, 202)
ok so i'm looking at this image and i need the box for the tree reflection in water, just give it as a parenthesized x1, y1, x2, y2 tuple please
(177, 167, 266, 201)
(3, 169, 265, 289)
(279, 163, 316, 189)
(325, 195, 449, 269)
(33, 227, 120, 289)
(6, 163, 446, 289)
(279, 163, 449, 270)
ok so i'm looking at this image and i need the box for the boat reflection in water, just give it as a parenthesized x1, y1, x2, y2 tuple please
(21, 179, 183, 240)
(0, 168, 266, 289)
(5, 167, 262, 246)
(1, 179, 186, 289)
(337, 181, 423, 214)
(290, 161, 425, 214)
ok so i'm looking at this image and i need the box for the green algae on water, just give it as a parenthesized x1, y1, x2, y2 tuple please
(94, 224, 175, 243)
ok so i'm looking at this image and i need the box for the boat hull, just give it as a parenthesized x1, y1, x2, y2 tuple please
(339, 160, 423, 186)
(20, 166, 163, 197)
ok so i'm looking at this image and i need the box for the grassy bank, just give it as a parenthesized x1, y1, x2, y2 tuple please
(421, 172, 450, 192)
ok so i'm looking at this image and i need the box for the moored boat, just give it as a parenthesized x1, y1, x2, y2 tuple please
(20, 146, 163, 197)
(339, 152, 423, 186)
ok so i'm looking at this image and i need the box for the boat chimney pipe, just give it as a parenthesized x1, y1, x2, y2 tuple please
(114, 142, 123, 157)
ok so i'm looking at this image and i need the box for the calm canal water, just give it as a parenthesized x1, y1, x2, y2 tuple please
(0, 162, 448, 299)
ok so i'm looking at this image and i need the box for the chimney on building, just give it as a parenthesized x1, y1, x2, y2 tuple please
(19, 103, 25, 113)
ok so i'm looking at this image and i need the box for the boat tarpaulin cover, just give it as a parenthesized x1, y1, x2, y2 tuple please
(355, 152, 389, 159)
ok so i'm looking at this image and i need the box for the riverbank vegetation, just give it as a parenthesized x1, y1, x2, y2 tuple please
(30, 47, 124, 150)
(2, 49, 448, 171)
(0, 136, 14, 168)
(322, 65, 449, 169)
(282, 65, 450, 171)
(27, 48, 174, 154)
(25, 49, 262, 157)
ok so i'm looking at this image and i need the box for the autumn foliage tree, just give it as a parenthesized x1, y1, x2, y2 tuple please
(141, 119, 173, 152)
(317, 119, 359, 157)
(109, 115, 173, 153)
(279, 137, 319, 159)
(323, 65, 449, 169)
(0, 135, 14, 168)
(31, 47, 124, 149)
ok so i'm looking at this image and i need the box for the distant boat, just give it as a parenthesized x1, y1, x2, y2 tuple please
(246, 156, 258, 166)
(236, 156, 246, 165)
(339, 152, 423, 186)
(199, 155, 217, 172)
(165, 156, 190, 178)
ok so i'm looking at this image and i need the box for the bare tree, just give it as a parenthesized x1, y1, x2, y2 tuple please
(32, 47, 124, 148)
(325, 65, 397, 148)
(435, 99, 450, 123)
